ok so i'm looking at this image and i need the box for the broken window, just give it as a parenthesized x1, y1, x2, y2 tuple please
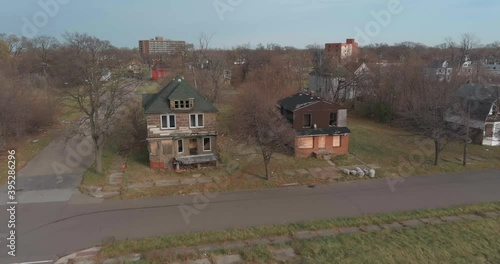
(485, 124, 494, 137)
(177, 139, 183, 154)
(173, 99, 193, 110)
(203, 137, 211, 151)
(491, 104, 498, 116)
(160, 114, 176, 129)
(303, 114, 312, 128)
(329, 113, 337, 127)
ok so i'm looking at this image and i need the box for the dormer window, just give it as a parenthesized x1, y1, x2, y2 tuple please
(173, 99, 194, 110)
(491, 104, 498, 116)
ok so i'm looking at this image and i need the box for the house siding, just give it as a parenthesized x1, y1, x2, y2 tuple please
(293, 101, 344, 130)
(146, 112, 217, 169)
(146, 113, 217, 138)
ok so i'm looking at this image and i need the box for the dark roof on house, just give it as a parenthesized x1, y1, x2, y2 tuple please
(142, 76, 218, 114)
(296, 127, 351, 136)
(278, 93, 324, 111)
(446, 84, 500, 129)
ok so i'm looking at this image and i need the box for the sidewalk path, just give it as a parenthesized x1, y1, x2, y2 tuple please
(0, 169, 499, 264)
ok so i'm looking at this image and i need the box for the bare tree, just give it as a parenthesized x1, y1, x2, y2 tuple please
(30, 35, 59, 76)
(233, 85, 295, 179)
(0, 39, 9, 62)
(63, 33, 136, 174)
(0, 34, 29, 58)
(399, 76, 457, 165)
(458, 33, 481, 65)
(186, 33, 228, 103)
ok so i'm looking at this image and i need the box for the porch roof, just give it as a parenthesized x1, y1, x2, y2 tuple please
(175, 154, 218, 165)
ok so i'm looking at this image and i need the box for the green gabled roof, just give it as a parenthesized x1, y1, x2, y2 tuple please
(142, 76, 218, 114)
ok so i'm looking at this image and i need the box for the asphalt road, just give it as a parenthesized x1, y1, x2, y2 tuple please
(1, 169, 499, 264)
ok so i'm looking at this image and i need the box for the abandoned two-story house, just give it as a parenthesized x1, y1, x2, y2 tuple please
(142, 77, 218, 170)
(278, 93, 351, 159)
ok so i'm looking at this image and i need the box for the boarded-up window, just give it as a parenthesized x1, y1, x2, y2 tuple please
(485, 124, 494, 137)
(333, 136, 341, 147)
(298, 137, 314, 149)
(150, 142, 159, 155)
(318, 136, 326, 149)
(162, 141, 172, 155)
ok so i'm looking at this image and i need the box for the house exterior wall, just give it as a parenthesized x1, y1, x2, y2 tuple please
(482, 122, 500, 146)
(152, 69, 168, 81)
(309, 74, 356, 101)
(146, 113, 217, 138)
(294, 135, 350, 158)
(146, 113, 217, 168)
(292, 102, 344, 130)
(148, 136, 217, 169)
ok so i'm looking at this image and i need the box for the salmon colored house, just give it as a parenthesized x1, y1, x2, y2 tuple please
(278, 93, 350, 159)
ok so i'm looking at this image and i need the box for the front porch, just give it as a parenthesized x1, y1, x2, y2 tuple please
(174, 153, 218, 171)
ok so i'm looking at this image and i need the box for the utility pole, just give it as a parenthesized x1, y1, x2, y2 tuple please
(463, 95, 471, 167)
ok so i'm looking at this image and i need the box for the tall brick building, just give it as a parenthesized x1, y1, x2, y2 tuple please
(139, 36, 186, 56)
(325, 38, 359, 62)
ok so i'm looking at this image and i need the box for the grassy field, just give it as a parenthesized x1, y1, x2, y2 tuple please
(136, 81, 162, 94)
(114, 137, 329, 199)
(99, 202, 500, 263)
(239, 218, 500, 264)
(333, 116, 500, 178)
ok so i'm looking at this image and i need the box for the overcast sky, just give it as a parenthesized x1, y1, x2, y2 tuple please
(1, 0, 498, 49)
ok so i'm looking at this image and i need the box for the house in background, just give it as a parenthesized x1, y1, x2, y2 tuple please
(151, 60, 170, 81)
(127, 59, 145, 78)
(447, 83, 500, 146)
(278, 93, 351, 159)
(308, 62, 371, 103)
(142, 76, 219, 170)
(425, 60, 453, 82)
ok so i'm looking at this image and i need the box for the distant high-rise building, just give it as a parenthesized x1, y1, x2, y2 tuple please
(325, 39, 359, 62)
(139, 36, 186, 56)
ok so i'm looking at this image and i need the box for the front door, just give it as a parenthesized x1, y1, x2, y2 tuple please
(189, 138, 198, 155)
(318, 136, 326, 149)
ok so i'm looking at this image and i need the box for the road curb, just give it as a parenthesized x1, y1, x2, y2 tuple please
(54, 247, 101, 264)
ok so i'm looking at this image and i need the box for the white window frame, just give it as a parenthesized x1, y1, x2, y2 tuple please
(190, 113, 205, 128)
(203, 137, 211, 152)
(160, 114, 176, 130)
